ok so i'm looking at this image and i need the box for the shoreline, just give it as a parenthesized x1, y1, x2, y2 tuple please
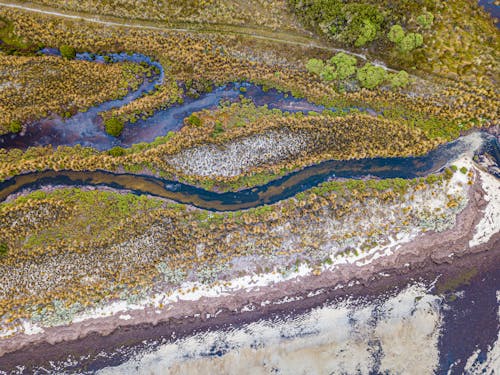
(0, 170, 498, 371)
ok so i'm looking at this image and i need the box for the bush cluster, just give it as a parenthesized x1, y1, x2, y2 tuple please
(306, 52, 410, 90)
(104, 117, 124, 137)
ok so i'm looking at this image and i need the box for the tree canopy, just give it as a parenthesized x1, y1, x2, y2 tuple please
(305, 58, 325, 75)
(356, 63, 387, 89)
(390, 70, 410, 88)
(329, 52, 357, 80)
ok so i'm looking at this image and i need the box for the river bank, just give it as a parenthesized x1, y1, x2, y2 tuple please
(0, 160, 498, 372)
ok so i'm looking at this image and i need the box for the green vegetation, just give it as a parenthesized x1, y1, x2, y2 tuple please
(388, 25, 405, 44)
(460, 166, 468, 174)
(305, 58, 325, 75)
(290, 0, 384, 47)
(306, 52, 357, 81)
(8, 120, 22, 133)
(104, 117, 124, 137)
(0, 241, 7, 258)
(398, 33, 424, 53)
(187, 114, 202, 126)
(59, 45, 76, 60)
(389, 70, 410, 88)
(356, 63, 387, 89)
(108, 146, 126, 157)
(417, 12, 434, 29)
(306, 52, 413, 90)
(212, 121, 225, 136)
(328, 52, 357, 80)
(387, 25, 423, 53)
(0, 17, 34, 53)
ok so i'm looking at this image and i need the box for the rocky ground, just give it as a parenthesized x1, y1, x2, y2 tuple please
(167, 130, 309, 178)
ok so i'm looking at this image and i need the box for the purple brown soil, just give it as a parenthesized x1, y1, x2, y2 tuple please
(0, 174, 498, 372)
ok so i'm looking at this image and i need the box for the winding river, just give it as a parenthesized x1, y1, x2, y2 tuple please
(0, 52, 498, 211)
(0, 52, 349, 151)
(1, 133, 498, 211)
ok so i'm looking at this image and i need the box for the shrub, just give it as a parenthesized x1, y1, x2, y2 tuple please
(390, 70, 410, 88)
(460, 166, 468, 174)
(108, 146, 126, 156)
(305, 58, 325, 75)
(417, 12, 434, 29)
(59, 45, 76, 59)
(320, 65, 337, 81)
(187, 114, 202, 126)
(9, 120, 22, 133)
(104, 117, 124, 137)
(399, 33, 423, 53)
(213, 121, 224, 136)
(388, 25, 405, 44)
(356, 63, 387, 89)
(329, 52, 357, 80)
(0, 242, 8, 258)
(342, 3, 384, 46)
(355, 19, 377, 47)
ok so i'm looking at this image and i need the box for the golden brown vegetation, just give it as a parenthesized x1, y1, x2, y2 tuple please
(0, 54, 149, 134)
(0, 170, 461, 325)
(24, 0, 300, 31)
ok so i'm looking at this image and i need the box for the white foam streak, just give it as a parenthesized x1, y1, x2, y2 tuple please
(97, 284, 443, 375)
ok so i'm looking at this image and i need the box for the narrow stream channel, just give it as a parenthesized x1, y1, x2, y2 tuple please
(1, 132, 498, 211)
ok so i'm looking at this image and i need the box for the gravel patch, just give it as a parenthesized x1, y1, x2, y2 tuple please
(167, 131, 309, 177)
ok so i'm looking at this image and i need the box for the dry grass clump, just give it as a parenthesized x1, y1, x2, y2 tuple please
(0, 54, 148, 134)
(100, 76, 183, 124)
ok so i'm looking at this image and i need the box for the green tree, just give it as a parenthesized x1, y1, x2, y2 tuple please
(354, 19, 377, 47)
(60, 45, 76, 60)
(417, 12, 434, 29)
(9, 120, 22, 133)
(390, 70, 410, 88)
(342, 3, 384, 46)
(320, 65, 337, 81)
(388, 25, 405, 44)
(104, 117, 124, 137)
(305, 58, 325, 75)
(399, 33, 423, 53)
(356, 63, 387, 89)
(329, 52, 357, 80)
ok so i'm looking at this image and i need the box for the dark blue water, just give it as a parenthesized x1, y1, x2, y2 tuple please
(479, 0, 500, 27)
(438, 265, 500, 374)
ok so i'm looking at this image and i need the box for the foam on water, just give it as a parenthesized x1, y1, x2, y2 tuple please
(97, 284, 443, 375)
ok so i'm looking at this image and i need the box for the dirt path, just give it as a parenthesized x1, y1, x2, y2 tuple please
(0, 0, 380, 64)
